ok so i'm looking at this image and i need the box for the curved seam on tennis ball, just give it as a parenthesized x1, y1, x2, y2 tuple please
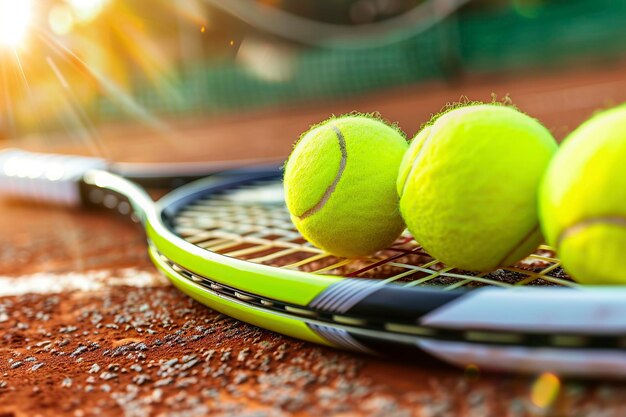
(494, 223, 540, 269)
(297, 124, 347, 220)
(556, 216, 626, 249)
(398, 127, 436, 198)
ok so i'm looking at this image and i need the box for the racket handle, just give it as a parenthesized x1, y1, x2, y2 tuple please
(0, 149, 107, 206)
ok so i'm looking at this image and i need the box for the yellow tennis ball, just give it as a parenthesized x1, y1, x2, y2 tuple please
(284, 115, 408, 258)
(397, 103, 558, 271)
(540, 105, 626, 285)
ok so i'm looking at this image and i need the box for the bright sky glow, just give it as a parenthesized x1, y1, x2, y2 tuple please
(67, 0, 109, 22)
(0, 0, 33, 47)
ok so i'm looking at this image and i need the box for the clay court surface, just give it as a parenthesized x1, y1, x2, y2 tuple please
(1, 63, 626, 416)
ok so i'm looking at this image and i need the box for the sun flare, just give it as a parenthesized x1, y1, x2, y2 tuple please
(0, 0, 33, 47)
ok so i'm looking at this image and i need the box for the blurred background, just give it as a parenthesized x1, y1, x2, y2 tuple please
(1, 0, 626, 160)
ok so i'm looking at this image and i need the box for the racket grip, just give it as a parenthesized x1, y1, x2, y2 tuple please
(0, 149, 107, 206)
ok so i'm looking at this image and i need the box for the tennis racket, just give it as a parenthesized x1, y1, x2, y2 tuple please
(0, 148, 624, 378)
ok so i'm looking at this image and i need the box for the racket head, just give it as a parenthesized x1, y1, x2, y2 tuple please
(154, 167, 577, 286)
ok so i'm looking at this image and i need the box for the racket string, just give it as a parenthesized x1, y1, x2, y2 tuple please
(173, 180, 576, 289)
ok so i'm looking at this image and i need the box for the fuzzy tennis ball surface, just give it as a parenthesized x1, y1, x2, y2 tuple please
(397, 103, 558, 271)
(284, 115, 408, 258)
(540, 105, 626, 285)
